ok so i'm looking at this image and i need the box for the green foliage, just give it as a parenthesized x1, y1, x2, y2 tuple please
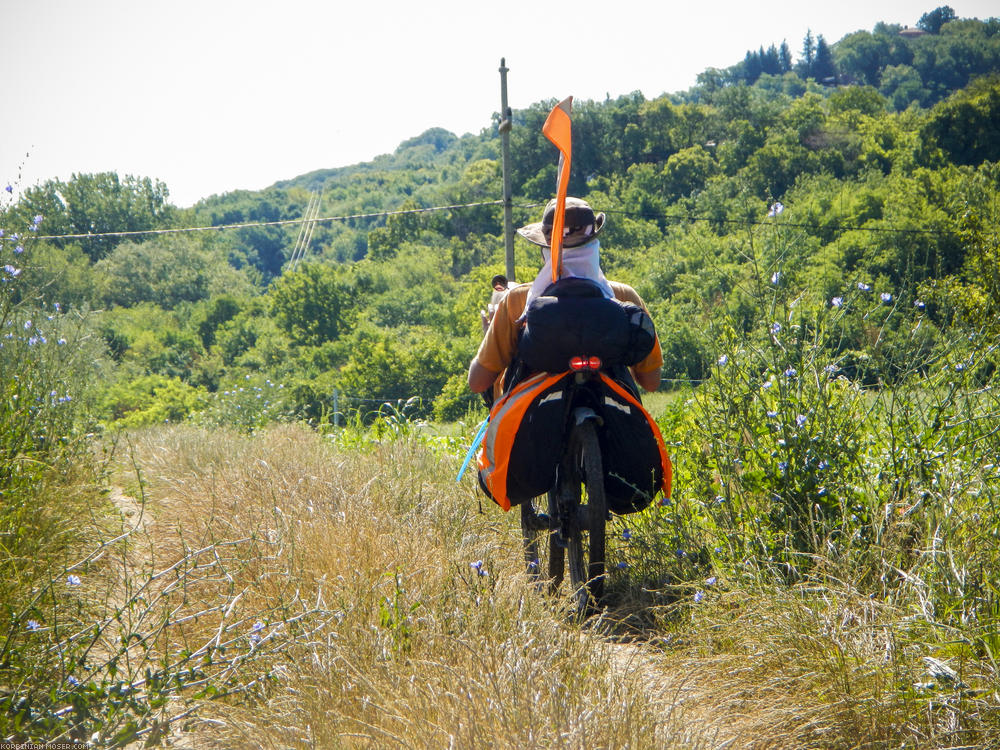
(920, 76, 1000, 165)
(98, 374, 204, 429)
(269, 263, 350, 346)
(918, 6, 957, 34)
(193, 375, 297, 432)
(93, 234, 243, 308)
(9, 172, 174, 261)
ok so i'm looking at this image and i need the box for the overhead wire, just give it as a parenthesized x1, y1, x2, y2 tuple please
(26, 197, 994, 243)
(30, 199, 507, 242)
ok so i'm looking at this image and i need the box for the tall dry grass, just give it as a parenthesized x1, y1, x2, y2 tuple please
(106, 424, 682, 748)
(8, 420, 998, 747)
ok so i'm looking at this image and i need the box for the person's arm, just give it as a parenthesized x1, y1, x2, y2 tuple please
(468, 285, 524, 393)
(468, 359, 501, 393)
(634, 367, 661, 392)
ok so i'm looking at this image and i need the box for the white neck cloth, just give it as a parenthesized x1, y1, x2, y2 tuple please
(520, 239, 614, 319)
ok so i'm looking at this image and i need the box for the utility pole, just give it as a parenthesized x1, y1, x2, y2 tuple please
(499, 58, 515, 282)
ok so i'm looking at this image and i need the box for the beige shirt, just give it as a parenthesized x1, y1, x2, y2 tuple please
(474, 281, 663, 392)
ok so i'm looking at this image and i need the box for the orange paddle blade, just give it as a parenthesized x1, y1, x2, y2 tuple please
(542, 96, 573, 282)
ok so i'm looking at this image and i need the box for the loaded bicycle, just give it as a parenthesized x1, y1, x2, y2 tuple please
(519, 360, 609, 617)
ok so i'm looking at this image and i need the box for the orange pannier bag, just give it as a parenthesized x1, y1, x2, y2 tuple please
(477, 371, 671, 514)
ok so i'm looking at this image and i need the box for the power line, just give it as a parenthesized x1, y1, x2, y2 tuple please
(25, 197, 995, 244)
(30, 199, 507, 242)
(288, 189, 322, 272)
(601, 206, 996, 239)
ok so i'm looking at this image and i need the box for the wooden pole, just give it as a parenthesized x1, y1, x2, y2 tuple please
(499, 58, 515, 282)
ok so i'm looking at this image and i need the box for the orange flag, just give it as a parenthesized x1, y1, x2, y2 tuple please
(542, 96, 573, 283)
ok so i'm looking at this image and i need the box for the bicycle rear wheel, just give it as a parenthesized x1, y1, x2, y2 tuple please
(566, 419, 607, 613)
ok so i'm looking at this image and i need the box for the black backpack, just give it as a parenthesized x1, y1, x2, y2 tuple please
(517, 278, 656, 375)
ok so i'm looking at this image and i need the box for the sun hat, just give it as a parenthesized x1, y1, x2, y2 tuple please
(516, 196, 606, 248)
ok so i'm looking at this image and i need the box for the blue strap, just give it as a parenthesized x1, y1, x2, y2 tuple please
(456, 418, 489, 482)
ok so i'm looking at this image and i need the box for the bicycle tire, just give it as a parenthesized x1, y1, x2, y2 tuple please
(566, 419, 607, 615)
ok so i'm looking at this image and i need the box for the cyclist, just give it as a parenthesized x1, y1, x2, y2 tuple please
(467, 197, 662, 398)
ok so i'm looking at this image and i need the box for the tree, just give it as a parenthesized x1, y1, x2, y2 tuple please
(269, 263, 349, 346)
(813, 36, 837, 83)
(94, 235, 215, 308)
(661, 146, 718, 201)
(798, 30, 816, 77)
(835, 31, 892, 87)
(11, 172, 174, 261)
(918, 6, 957, 34)
(920, 76, 1000, 165)
(779, 41, 793, 73)
(879, 65, 929, 111)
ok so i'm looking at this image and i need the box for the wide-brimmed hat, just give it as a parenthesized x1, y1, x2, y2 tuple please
(516, 196, 606, 248)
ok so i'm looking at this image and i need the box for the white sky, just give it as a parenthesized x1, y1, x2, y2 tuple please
(2, 0, 997, 208)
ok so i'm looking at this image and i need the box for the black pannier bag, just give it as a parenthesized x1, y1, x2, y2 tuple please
(517, 278, 656, 374)
(594, 374, 670, 514)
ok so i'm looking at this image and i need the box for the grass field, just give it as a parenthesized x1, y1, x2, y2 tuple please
(5, 420, 997, 748)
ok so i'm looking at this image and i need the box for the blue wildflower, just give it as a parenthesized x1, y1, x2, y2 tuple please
(770, 322, 781, 334)
(766, 410, 778, 418)
(824, 364, 838, 375)
(621, 528, 632, 541)
(717, 354, 728, 366)
(4, 185, 11, 193)
(694, 590, 705, 603)
(761, 380, 773, 390)
(705, 576, 717, 586)
(617, 561, 628, 570)
(796, 414, 807, 428)
(914, 300, 926, 310)
(767, 201, 784, 217)
(67, 676, 80, 687)
(880, 292, 892, 303)
(784, 367, 797, 378)
(858, 282, 871, 292)
(470, 560, 488, 576)
(14, 245, 23, 254)
(675, 548, 686, 559)
(32, 215, 43, 226)
(3, 265, 20, 277)
(778, 461, 788, 473)
(67, 574, 81, 586)
(26, 619, 40, 631)
(818, 460, 829, 470)
(23, 320, 31, 330)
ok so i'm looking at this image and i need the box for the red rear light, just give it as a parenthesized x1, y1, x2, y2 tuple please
(569, 356, 602, 371)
